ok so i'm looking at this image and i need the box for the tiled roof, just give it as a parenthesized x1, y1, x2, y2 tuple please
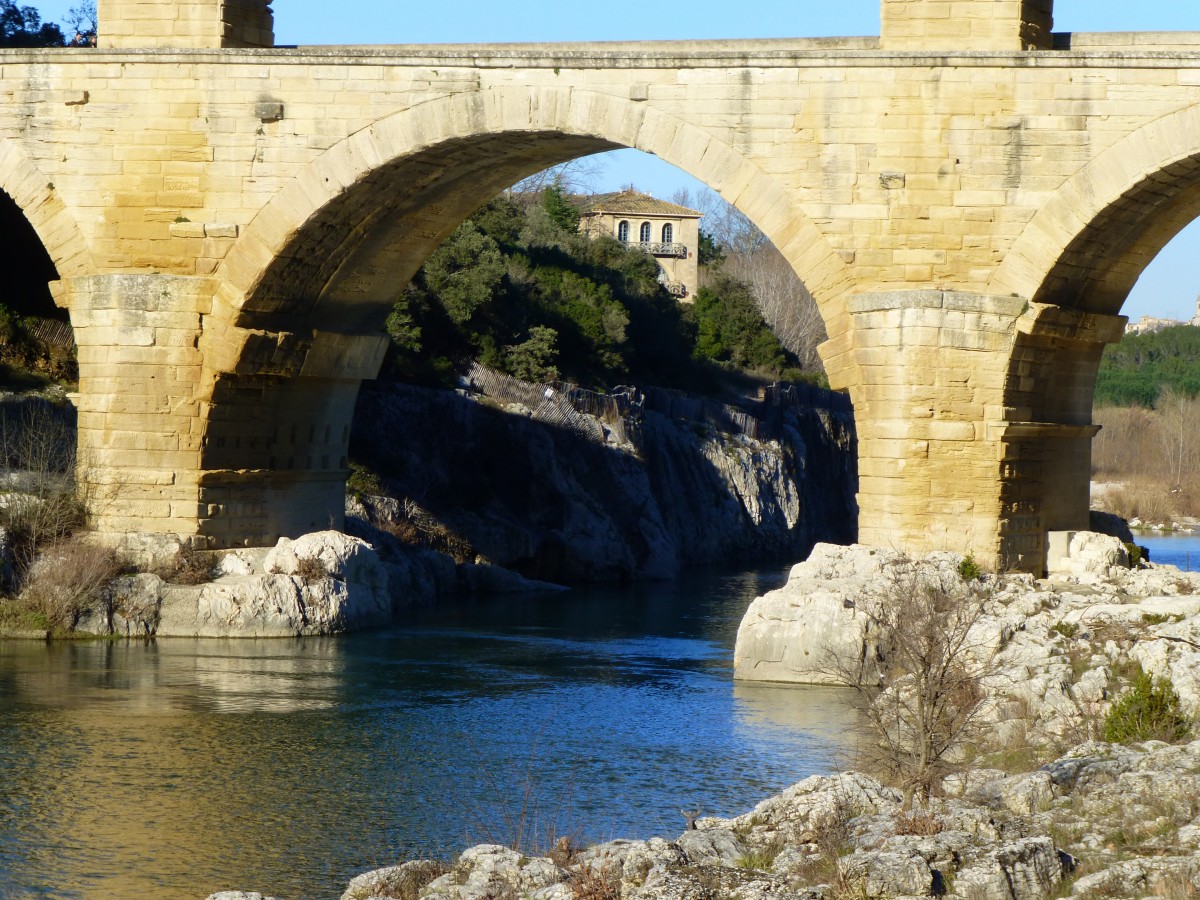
(582, 189, 703, 218)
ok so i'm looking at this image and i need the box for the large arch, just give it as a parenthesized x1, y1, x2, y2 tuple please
(980, 105, 1200, 567)
(993, 103, 1200, 314)
(186, 87, 857, 546)
(216, 85, 850, 334)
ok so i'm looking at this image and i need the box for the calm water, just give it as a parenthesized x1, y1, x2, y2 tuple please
(0, 567, 855, 900)
(1137, 532, 1200, 571)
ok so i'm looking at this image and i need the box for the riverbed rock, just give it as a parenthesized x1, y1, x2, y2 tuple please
(420, 844, 567, 898)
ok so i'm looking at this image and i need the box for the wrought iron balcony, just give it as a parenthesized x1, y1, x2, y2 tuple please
(636, 241, 688, 258)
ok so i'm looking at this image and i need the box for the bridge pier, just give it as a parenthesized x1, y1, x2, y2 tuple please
(825, 291, 1122, 572)
(69, 274, 389, 548)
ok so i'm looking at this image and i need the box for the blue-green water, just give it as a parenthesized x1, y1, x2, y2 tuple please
(0, 567, 855, 900)
(1136, 532, 1200, 571)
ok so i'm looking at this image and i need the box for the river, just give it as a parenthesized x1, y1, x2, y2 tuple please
(1136, 531, 1200, 571)
(0, 566, 855, 900)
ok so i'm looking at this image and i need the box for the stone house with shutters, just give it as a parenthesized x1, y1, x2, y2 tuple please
(578, 189, 702, 301)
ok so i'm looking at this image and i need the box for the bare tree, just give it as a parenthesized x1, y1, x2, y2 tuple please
(725, 244, 826, 370)
(508, 156, 607, 204)
(675, 187, 826, 370)
(824, 557, 996, 807)
(1155, 386, 1200, 491)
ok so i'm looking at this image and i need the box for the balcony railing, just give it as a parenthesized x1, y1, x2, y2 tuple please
(636, 241, 688, 258)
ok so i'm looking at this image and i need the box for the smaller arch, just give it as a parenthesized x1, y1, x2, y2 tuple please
(639, 222, 652, 243)
(0, 139, 95, 284)
(993, 104, 1200, 315)
(617, 220, 630, 242)
(661, 223, 673, 243)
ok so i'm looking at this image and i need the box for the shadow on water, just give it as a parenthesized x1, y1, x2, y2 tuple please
(0, 565, 859, 900)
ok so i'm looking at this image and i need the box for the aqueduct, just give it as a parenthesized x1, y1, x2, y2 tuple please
(5, 0, 1199, 571)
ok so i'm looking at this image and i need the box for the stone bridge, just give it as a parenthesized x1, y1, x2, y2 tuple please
(6, 0, 1199, 572)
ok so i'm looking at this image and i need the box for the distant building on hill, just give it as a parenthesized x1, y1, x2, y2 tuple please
(579, 189, 702, 301)
(1124, 297, 1200, 335)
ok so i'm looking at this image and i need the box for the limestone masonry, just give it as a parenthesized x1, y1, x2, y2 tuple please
(10, 0, 1200, 571)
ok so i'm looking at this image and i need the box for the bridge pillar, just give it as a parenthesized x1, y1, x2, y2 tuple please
(69, 274, 213, 543)
(881, 0, 1053, 51)
(68, 274, 390, 548)
(826, 291, 1120, 574)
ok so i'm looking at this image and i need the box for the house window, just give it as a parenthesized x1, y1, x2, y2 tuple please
(640, 222, 652, 242)
(661, 223, 673, 243)
(617, 220, 629, 242)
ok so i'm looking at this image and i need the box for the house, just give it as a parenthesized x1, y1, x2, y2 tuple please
(1124, 297, 1200, 335)
(578, 189, 703, 301)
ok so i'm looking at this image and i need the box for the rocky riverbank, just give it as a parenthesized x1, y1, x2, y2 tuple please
(348, 378, 857, 583)
(209, 536, 1200, 899)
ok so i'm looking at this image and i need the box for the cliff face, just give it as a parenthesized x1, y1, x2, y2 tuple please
(350, 380, 857, 583)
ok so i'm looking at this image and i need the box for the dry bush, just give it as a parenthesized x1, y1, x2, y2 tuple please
(1093, 395, 1200, 520)
(294, 555, 326, 582)
(155, 548, 214, 585)
(825, 557, 996, 807)
(893, 807, 944, 836)
(18, 537, 123, 630)
(0, 403, 86, 576)
(569, 861, 620, 900)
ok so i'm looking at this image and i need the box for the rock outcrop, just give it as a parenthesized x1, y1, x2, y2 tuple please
(349, 380, 857, 583)
(734, 537, 1200, 747)
(74, 530, 566, 639)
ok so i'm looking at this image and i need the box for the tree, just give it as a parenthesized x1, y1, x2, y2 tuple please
(63, 1, 95, 46)
(422, 222, 506, 325)
(0, 0, 64, 46)
(541, 184, 580, 233)
(505, 326, 559, 383)
(824, 557, 996, 807)
(690, 272, 790, 374)
(676, 187, 825, 374)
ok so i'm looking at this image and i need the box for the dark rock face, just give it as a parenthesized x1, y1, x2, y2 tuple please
(349, 381, 857, 583)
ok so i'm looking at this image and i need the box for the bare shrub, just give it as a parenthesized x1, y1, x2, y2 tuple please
(154, 547, 214, 585)
(825, 557, 996, 806)
(568, 861, 620, 900)
(0, 403, 85, 575)
(295, 555, 326, 582)
(893, 807, 944, 836)
(18, 537, 123, 630)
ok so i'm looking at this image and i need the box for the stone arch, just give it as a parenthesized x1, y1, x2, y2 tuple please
(993, 103, 1200, 315)
(982, 108, 1200, 567)
(194, 86, 852, 546)
(216, 85, 849, 334)
(0, 138, 95, 287)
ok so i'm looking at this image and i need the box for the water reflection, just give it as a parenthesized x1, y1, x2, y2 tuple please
(0, 567, 856, 900)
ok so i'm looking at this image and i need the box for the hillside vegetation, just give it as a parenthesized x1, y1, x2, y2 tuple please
(383, 189, 816, 394)
(1095, 324, 1200, 407)
(1092, 325, 1200, 522)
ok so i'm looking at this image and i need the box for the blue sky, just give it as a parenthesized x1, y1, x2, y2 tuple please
(40, 0, 1200, 320)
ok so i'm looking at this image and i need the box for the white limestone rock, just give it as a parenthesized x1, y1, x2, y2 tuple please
(733, 543, 910, 684)
(155, 532, 394, 637)
(421, 844, 566, 899)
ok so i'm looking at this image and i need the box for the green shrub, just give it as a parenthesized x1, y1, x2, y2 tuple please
(1050, 620, 1079, 640)
(957, 553, 982, 581)
(1124, 542, 1147, 568)
(1103, 666, 1193, 744)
